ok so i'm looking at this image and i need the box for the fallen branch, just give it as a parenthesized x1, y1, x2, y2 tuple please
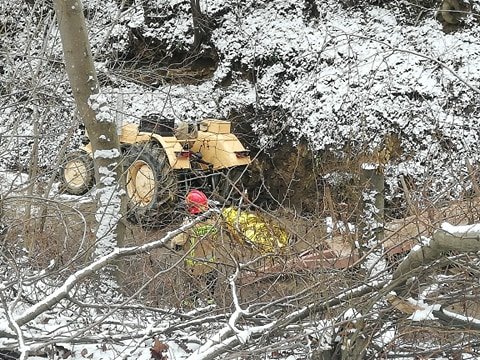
(391, 222, 480, 296)
(187, 280, 385, 360)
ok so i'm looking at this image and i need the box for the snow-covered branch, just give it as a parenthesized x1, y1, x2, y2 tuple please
(392, 222, 480, 296)
(188, 279, 385, 359)
(13, 211, 213, 327)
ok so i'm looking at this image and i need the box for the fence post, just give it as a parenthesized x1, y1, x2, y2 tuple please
(360, 163, 384, 246)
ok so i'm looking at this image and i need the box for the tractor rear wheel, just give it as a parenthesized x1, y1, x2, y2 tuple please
(124, 143, 178, 227)
(59, 150, 95, 195)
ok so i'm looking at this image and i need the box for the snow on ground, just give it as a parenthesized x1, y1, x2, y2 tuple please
(2, 0, 480, 358)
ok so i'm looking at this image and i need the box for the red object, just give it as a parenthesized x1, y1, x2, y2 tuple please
(150, 338, 169, 360)
(186, 189, 208, 214)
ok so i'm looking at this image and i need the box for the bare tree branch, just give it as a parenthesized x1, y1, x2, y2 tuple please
(13, 211, 213, 327)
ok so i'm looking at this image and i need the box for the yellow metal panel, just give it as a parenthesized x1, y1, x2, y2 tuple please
(82, 143, 93, 155)
(119, 123, 140, 141)
(199, 119, 231, 133)
(82, 123, 190, 169)
(150, 134, 191, 170)
(190, 131, 251, 170)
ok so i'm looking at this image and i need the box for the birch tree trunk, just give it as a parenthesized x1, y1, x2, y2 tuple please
(53, 0, 126, 289)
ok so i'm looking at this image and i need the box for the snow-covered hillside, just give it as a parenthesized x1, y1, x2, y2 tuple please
(1, 0, 480, 205)
(2, 2, 480, 359)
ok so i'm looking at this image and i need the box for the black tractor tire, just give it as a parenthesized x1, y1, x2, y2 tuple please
(124, 143, 178, 227)
(59, 150, 95, 195)
(213, 166, 247, 204)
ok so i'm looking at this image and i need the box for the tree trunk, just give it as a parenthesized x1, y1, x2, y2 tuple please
(53, 0, 126, 287)
(190, 0, 206, 52)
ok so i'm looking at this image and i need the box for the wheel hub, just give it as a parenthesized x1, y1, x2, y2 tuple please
(64, 160, 88, 189)
(127, 160, 156, 206)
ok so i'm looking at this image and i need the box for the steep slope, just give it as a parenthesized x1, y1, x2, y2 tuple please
(0, 0, 479, 215)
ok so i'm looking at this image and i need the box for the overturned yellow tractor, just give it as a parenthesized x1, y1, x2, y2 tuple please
(59, 115, 251, 226)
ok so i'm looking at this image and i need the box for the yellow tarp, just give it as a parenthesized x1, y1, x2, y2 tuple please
(222, 208, 289, 254)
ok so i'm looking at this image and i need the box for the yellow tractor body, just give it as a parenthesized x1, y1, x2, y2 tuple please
(60, 116, 252, 227)
(82, 119, 250, 171)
